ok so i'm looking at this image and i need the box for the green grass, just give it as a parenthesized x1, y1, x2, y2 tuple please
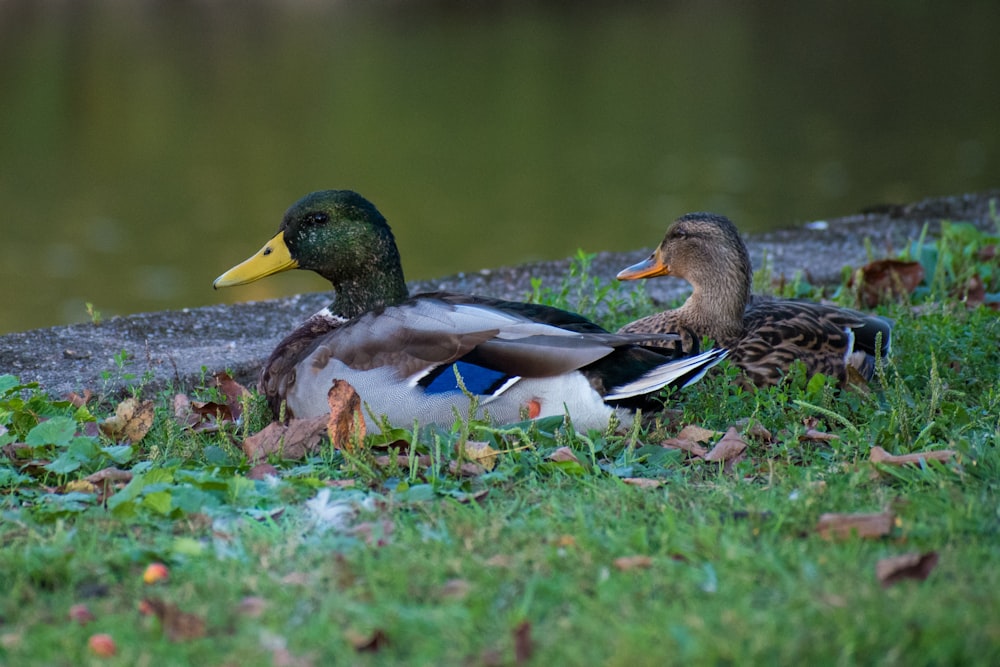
(1, 222, 999, 665)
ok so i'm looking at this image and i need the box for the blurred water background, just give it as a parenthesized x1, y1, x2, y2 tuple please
(1, 0, 998, 333)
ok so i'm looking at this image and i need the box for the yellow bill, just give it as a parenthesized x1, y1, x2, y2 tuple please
(213, 231, 298, 288)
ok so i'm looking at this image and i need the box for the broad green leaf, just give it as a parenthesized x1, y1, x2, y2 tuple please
(101, 445, 134, 464)
(142, 490, 173, 515)
(25, 417, 77, 447)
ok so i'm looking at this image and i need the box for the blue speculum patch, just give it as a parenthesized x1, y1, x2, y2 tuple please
(419, 361, 510, 395)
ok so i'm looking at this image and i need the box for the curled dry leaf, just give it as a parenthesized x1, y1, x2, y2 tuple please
(661, 437, 708, 458)
(547, 446, 580, 463)
(870, 446, 956, 467)
(799, 429, 840, 444)
(99, 397, 155, 443)
(850, 259, 925, 307)
(141, 598, 207, 642)
(327, 380, 366, 451)
(449, 460, 487, 477)
(676, 424, 718, 443)
(248, 463, 280, 480)
(242, 416, 328, 462)
(613, 555, 654, 571)
(622, 477, 664, 489)
(66, 390, 94, 408)
(816, 510, 894, 540)
(704, 427, 748, 464)
(876, 551, 939, 587)
(211, 371, 251, 421)
(457, 440, 499, 471)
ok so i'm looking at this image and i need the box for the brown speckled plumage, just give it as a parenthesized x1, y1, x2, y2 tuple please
(617, 212, 893, 386)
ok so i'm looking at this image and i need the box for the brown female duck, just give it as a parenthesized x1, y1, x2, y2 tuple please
(616, 212, 893, 386)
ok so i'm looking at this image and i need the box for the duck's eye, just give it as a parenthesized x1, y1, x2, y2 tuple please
(670, 229, 687, 240)
(305, 212, 329, 226)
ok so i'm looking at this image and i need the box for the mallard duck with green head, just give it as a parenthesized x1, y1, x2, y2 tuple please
(214, 190, 726, 431)
(616, 212, 892, 387)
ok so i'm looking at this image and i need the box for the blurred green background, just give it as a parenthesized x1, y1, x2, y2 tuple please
(1, 1, 998, 333)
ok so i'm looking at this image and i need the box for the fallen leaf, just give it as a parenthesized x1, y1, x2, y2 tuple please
(513, 621, 533, 664)
(547, 447, 580, 463)
(661, 437, 708, 458)
(704, 427, 748, 465)
(613, 555, 653, 571)
(676, 424, 719, 442)
(248, 463, 280, 480)
(84, 467, 133, 502)
(66, 390, 94, 408)
(876, 551, 939, 587)
(622, 477, 664, 489)
(344, 628, 388, 653)
(327, 380, 365, 451)
(63, 479, 99, 495)
(241, 416, 328, 462)
(457, 440, 499, 471)
(799, 429, 840, 444)
(99, 397, 155, 443)
(449, 460, 487, 477)
(141, 598, 206, 642)
(850, 259, 924, 307)
(962, 275, 987, 308)
(870, 446, 956, 467)
(816, 510, 894, 540)
(211, 371, 251, 421)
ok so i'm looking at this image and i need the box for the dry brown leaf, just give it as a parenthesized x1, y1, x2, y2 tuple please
(850, 259, 925, 307)
(457, 440, 499, 471)
(344, 628, 388, 653)
(99, 397, 155, 443)
(248, 463, 280, 480)
(799, 429, 840, 444)
(816, 510, 895, 540)
(449, 460, 487, 477)
(704, 427, 748, 464)
(661, 437, 708, 458)
(622, 477, 664, 489)
(554, 534, 576, 548)
(876, 551, 939, 587)
(141, 598, 206, 642)
(870, 446, 956, 467)
(513, 621, 533, 665)
(547, 446, 580, 463)
(327, 380, 365, 451)
(613, 555, 654, 571)
(676, 424, 718, 442)
(172, 394, 200, 429)
(211, 371, 251, 421)
(241, 416, 328, 462)
(66, 390, 94, 408)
